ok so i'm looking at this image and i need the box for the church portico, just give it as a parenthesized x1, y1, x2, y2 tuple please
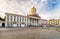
(27, 7, 41, 27)
(28, 17, 40, 26)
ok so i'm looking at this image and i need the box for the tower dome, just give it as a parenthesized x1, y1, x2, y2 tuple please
(30, 7, 36, 14)
(27, 7, 41, 18)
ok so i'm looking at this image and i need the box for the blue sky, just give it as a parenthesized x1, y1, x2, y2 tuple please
(0, 0, 60, 19)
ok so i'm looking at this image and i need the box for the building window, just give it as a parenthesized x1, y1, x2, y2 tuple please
(12, 15, 14, 22)
(14, 16, 16, 22)
(9, 15, 11, 22)
(7, 23, 9, 27)
(17, 16, 19, 22)
(7, 15, 9, 22)
(15, 16, 17, 22)
(21, 17, 23, 22)
(9, 23, 11, 27)
(19, 17, 21, 22)
(25, 17, 26, 22)
(23, 17, 24, 22)
(24, 17, 25, 22)
(11, 15, 12, 21)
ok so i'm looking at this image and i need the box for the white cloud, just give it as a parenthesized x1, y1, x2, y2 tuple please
(41, 0, 47, 3)
(0, 0, 60, 19)
(30, 0, 34, 2)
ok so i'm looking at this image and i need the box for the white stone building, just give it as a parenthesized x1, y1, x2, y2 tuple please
(0, 7, 48, 27)
(39, 19, 47, 25)
(5, 7, 41, 27)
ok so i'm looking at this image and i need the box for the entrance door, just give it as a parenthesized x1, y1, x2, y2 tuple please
(2, 23, 5, 27)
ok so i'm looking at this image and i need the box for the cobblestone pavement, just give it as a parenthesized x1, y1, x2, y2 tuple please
(0, 27, 60, 39)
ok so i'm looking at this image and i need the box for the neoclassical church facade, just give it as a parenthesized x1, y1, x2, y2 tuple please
(5, 7, 41, 27)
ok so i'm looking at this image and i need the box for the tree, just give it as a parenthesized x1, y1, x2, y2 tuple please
(0, 17, 5, 21)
